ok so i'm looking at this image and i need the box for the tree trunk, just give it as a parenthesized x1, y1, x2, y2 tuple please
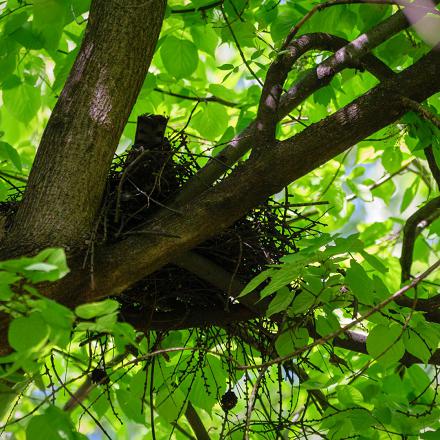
(3, 0, 166, 255)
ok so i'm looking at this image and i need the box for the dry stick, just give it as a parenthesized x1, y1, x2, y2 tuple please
(283, 0, 440, 48)
(400, 196, 440, 281)
(114, 148, 150, 224)
(237, 258, 440, 371)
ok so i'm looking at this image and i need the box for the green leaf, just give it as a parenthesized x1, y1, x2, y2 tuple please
(289, 291, 316, 315)
(22, 248, 69, 282)
(217, 63, 235, 70)
(160, 36, 198, 78)
(315, 312, 340, 337)
(266, 287, 292, 317)
(400, 178, 419, 213)
(238, 269, 272, 297)
(366, 324, 405, 366)
(116, 388, 146, 424)
(25, 262, 58, 272)
(26, 406, 83, 440)
(155, 385, 187, 424)
(381, 147, 402, 174)
(10, 22, 44, 50)
(0, 39, 18, 81)
(0, 141, 22, 171)
(359, 251, 388, 274)
(3, 84, 41, 123)
(75, 299, 120, 319)
(403, 330, 432, 364)
(422, 430, 440, 440)
(345, 261, 373, 303)
(190, 25, 218, 55)
(336, 385, 364, 407)
(192, 103, 229, 139)
(9, 312, 49, 352)
(35, 299, 74, 348)
(33, 0, 68, 50)
(275, 327, 309, 357)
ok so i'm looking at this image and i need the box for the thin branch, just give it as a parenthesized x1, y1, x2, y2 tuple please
(153, 87, 239, 109)
(171, 0, 223, 14)
(0, 170, 27, 184)
(400, 196, 440, 282)
(399, 95, 440, 188)
(50, 355, 112, 440)
(283, 0, 440, 48)
(346, 158, 414, 202)
(243, 366, 268, 440)
(220, 6, 263, 87)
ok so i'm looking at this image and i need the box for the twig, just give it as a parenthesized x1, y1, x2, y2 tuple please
(0, 170, 27, 183)
(171, 0, 223, 14)
(283, 0, 440, 49)
(400, 95, 440, 129)
(220, 6, 263, 87)
(346, 158, 415, 202)
(154, 87, 239, 108)
(114, 148, 150, 224)
(243, 366, 268, 440)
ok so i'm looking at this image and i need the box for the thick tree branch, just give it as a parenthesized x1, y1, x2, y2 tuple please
(3, 0, 166, 253)
(39, 47, 440, 312)
(400, 196, 440, 282)
(424, 146, 440, 188)
(173, 8, 418, 205)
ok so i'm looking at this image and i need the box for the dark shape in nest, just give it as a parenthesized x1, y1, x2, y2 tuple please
(100, 114, 306, 318)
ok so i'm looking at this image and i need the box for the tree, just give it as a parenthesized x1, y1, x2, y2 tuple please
(0, 0, 439, 438)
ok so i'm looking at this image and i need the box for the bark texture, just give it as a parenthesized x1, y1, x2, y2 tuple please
(4, 0, 166, 253)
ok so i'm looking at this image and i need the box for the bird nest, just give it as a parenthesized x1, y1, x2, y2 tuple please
(96, 114, 319, 318)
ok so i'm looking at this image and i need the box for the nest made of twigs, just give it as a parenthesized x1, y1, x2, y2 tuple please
(99, 115, 313, 317)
